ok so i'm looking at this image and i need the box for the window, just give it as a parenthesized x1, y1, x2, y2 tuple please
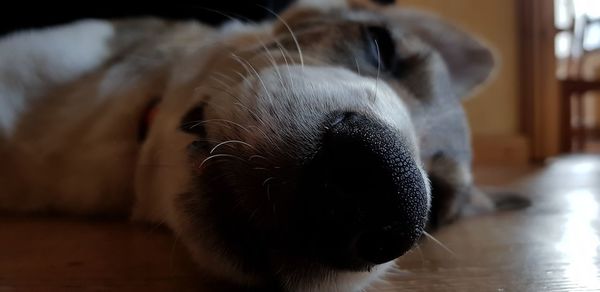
(555, 0, 600, 59)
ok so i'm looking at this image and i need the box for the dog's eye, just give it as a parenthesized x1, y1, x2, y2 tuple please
(362, 25, 422, 79)
(372, 0, 395, 4)
(363, 25, 397, 73)
(180, 103, 206, 136)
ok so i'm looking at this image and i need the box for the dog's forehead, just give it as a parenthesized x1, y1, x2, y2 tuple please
(262, 66, 375, 96)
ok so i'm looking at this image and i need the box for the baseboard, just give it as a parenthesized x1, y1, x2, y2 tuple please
(472, 134, 531, 166)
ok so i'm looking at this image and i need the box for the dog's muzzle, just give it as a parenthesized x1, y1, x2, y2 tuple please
(286, 112, 429, 269)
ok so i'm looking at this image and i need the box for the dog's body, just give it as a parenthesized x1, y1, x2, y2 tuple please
(0, 1, 500, 291)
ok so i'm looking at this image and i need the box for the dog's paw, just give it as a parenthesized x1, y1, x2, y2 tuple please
(490, 191, 532, 211)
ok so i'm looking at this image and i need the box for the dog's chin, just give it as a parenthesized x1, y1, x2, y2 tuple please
(177, 218, 395, 292)
(177, 179, 397, 292)
(276, 260, 395, 292)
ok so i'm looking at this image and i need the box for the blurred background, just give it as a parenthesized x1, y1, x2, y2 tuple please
(402, 0, 600, 166)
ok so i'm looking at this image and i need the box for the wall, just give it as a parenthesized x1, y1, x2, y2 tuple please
(398, 0, 528, 164)
(399, 0, 520, 136)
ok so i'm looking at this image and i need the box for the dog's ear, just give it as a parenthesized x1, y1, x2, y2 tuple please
(383, 8, 496, 99)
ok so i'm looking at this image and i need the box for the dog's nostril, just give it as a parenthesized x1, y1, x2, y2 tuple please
(298, 112, 428, 267)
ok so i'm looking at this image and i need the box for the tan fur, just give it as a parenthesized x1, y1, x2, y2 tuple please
(0, 1, 498, 290)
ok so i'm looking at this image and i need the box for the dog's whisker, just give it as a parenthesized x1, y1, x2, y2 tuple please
(207, 76, 243, 101)
(211, 71, 237, 85)
(422, 231, 457, 257)
(247, 125, 275, 146)
(197, 83, 266, 126)
(187, 118, 253, 134)
(414, 244, 426, 268)
(197, 4, 287, 78)
(209, 139, 256, 154)
(197, 8, 286, 90)
(269, 40, 299, 89)
(224, 70, 273, 128)
(206, 85, 264, 128)
(194, 100, 236, 119)
(186, 118, 237, 133)
(196, 88, 244, 114)
(353, 55, 362, 76)
(259, 5, 305, 68)
(229, 54, 260, 88)
(382, 262, 401, 273)
(231, 53, 275, 103)
(193, 84, 246, 107)
(199, 153, 248, 169)
(254, 40, 286, 88)
(169, 229, 183, 272)
(372, 39, 382, 103)
(233, 101, 261, 119)
(262, 176, 276, 186)
(273, 43, 293, 81)
(249, 154, 270, 162)
(249, 154, 279, 169)
(230, 53, 261, 80)
(230, 70, 264, 100)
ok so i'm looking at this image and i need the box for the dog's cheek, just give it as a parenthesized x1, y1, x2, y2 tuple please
(427, 174, 461, 229)
(425, 153, 475, 228)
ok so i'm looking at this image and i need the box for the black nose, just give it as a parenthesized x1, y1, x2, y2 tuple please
(295, 112, 429, 268)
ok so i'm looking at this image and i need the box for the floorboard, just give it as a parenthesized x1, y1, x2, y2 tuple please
(1, 155, 599, 291)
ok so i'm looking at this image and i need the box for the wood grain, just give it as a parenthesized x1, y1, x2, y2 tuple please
(1, 155, 599, 291)
(375, 154, 600, 291)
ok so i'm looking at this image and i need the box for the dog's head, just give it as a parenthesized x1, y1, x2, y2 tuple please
(157, 2, 494, 291)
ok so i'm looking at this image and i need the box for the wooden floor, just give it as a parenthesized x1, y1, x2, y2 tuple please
(1, 155, 599, 291)
(377, 155, 600, 292)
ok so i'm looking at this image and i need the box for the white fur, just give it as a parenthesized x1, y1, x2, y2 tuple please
(0, 15, 428, 289)
(0, 20, 114, 137)
(0, 1, 492, 289)
(290, 261, 395, 292)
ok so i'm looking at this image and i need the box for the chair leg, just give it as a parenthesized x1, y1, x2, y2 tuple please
(576, 93, 588, 152)
(560, 88, 573, 153)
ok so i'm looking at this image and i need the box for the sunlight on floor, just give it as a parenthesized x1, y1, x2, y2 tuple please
(373, 154, 600, 291)
(556, 189, 600, 290)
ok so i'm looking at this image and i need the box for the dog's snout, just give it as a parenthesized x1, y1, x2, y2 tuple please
(297, 112, 428, 267)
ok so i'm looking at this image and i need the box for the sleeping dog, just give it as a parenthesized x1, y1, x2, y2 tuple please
(0, 0, 509, 290)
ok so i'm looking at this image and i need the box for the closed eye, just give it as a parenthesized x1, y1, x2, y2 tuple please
(362, 25, 424, 79)
(363, 25, 396, 73)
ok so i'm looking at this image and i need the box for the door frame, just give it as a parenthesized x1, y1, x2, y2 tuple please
(517, 0, 561, 161)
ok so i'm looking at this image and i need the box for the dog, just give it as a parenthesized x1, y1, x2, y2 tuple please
(0, 0, 515, 291)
